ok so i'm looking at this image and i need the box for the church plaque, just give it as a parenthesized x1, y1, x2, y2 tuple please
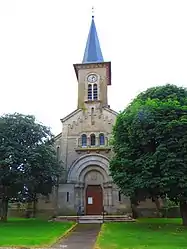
(88, 197, 93, 204)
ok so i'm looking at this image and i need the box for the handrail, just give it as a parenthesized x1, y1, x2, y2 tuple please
(77, 205, 81, 223)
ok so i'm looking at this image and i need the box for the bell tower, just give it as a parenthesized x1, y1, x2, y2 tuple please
(74, 14, 111, 110)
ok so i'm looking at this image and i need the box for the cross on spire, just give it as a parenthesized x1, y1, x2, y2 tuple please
(92, 6, 94, 18)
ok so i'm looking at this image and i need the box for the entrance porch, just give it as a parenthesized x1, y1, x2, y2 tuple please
(75, 181, 113, 215)
(67, 154, 115, 215)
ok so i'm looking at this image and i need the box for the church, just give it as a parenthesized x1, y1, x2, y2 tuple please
(42, 15, 157, 216)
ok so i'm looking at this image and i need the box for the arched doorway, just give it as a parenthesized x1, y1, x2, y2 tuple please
(86, 185, 103, 215)
(67, 154, 112, 215)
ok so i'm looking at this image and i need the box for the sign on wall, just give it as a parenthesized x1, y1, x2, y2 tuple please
(88, 197, 93, 204)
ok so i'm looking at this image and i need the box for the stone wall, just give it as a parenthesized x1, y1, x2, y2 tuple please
(56, 106, 116, 172)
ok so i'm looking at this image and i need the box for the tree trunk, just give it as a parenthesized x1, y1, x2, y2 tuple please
(131, 203, 139, 219)
(180, 201, 187, 226)
(153, 197, 161, 217)
(33, 194, 37, 218)
(1, 198, 8, 222)
(25, 202, 32, 218)
(130, 197, 140, 219)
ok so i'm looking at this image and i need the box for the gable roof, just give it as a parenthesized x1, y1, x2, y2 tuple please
(54, 132, 62, 141)
(103, 106, 118, 116)
(60, 109, 82, 123)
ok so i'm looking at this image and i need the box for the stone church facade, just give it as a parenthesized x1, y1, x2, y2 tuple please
(37, 15, 157, 216)
(53, 16, 132, 215)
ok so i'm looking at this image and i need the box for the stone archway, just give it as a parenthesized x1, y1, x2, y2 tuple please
(67, 154, 112, 214)
(67, 154, 112, 183)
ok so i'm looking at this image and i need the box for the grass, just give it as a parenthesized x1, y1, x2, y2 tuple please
(0, 217, 75, 247)
(96, 218, 187, 249)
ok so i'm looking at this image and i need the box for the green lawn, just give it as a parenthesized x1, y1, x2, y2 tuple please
(96, 218, 187, 249)
(0, 218, 75, 246)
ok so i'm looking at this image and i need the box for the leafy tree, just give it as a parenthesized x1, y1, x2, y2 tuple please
(24, 142, 63, 217)
(0, 113, 61, 221)
(110, 84, 187, 225)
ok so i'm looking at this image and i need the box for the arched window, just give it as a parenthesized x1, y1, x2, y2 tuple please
(87, 83, 98, 101)
(90, 134, 96, 146)
(88, 84, 92, 100)
(57, 146, 60, 161)
(118, 191, 121, 202)
(93, 84, 98, 100)
(99, 133, 105, 145)
(81, 134, 87, 147)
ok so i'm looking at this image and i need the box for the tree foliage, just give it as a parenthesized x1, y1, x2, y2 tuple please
(110, 84, 187, 225)
(0, 113, 61, 221)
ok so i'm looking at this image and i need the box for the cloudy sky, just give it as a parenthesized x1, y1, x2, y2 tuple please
(0, 0, 187, 134)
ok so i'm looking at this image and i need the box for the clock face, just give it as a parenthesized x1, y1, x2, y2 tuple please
(87, 74, 98, 83)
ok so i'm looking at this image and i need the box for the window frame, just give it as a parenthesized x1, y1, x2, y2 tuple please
(88, 84, 92, 100)
(99, 133, 105, 146)
(81, 134, 87, 147)
(90, 133, 96, 146)
(87, 83, 98, 101)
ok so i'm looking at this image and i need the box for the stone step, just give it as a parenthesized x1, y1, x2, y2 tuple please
(78, 216, 103, 219)
(56, 215, 130, 217)
(53, 215, 134, 223)
(104, 217, 131, 220)
(79, 219, 103, 224)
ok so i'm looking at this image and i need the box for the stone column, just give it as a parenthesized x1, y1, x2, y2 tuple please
(75, 183, 84, 214)
(74, 185, 81, 209)
(96, 136, 99, 146)
(103, 183, 110, 206)
(87, 137, 90, 146)
(108, 187, 113, 206)
(103, 183, 113, 213)
(80, 183, 85, 212)
(103, 187, 108, 206)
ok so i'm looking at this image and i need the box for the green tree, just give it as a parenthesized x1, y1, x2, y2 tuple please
(0, 113, 61, 221)
(24, 142, 63, 218)
(110, 84, 187, 225)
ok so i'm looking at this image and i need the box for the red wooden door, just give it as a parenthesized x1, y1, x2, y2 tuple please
(86, 185, 103, 215)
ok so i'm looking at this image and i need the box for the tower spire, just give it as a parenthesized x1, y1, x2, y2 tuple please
(82, 8, 104, 63)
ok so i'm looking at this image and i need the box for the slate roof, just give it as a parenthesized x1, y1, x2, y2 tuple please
(82, 16, 104, 63)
